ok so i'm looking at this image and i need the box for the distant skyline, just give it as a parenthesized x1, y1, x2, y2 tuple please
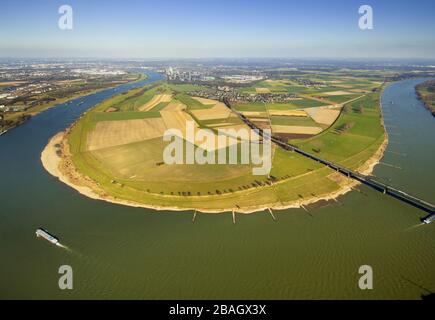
(1, 0, 435, 59)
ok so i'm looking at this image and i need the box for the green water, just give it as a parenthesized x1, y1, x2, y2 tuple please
(0, 77, 434, 300)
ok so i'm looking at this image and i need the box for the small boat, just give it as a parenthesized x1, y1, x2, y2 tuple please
(36, 228, 59, 245)
(421, 215, 435, 225)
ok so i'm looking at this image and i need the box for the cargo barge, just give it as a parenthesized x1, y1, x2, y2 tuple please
(36, 228, 60, 245)
(421, 215, 435, 225)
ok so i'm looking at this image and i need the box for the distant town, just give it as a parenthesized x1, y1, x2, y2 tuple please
(1, 58, 435, 135)
(0, 61, 142, 133)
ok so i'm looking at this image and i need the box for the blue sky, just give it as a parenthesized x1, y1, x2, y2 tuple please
(0, 0, 434, 59)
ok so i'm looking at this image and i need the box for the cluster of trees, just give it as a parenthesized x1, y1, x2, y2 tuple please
(147, 175, 285, 197)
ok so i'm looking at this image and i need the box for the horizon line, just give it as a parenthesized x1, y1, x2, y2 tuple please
(1, 56, 435, 62)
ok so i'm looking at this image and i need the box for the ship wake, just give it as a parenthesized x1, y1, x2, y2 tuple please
(404, 223, 425, 232)
(56, 243, 70, 251)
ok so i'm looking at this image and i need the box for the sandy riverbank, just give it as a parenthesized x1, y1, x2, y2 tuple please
(41, 126, 388, 214)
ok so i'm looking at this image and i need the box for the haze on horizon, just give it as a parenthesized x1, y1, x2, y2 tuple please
(1, 0, 434, 60)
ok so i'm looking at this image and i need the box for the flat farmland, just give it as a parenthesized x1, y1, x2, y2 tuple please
(92, 111, 161, 121)
(272, 125, 324, 135)
(63, 79, 385, 212)
(190, 100, 232, 121)
(305, 106, 341, 126)
(139, 94, 172, 111)
(316, 94, 361, 104)
(271, 115, 319, 127)
(86, 118, 167, 151)
(295, 93, 385, 167)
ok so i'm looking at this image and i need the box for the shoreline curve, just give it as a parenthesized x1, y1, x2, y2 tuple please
(41, 127, 388, 214)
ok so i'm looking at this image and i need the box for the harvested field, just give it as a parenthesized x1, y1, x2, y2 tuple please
(190, 102, 231, 121)
(91, 138, 251, 183)
(92, 111, 161, 122)
(0, 81, 27, 86)
(250, 118, 270, 122)
(139, 94, 172, 111)
(252, 121, 272, 131)
(268, 109, 308, 117)
(160, 101, 185, 112)
(86, 118, 167, 151)
(255, 87, 271, 93)
(160, 106, 194, 134)
(272, 125, 323, 135)
(214, 124, 249, 132)
(206, 122, 236, 128)
(241, 111, 268, 117)
(305, 106, 341, 126)
(322, 91, 353, 96)
(214, 124, 261, 141)
(160, 103, 236, 152)
(192, 97, 218, 105)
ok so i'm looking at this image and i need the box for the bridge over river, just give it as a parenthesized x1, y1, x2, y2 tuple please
(223, 98, 435, 220)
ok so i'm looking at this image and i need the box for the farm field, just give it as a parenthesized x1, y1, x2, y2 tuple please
(60, 77, 386, 212)
(251, 73, 378, 136)
(294, 93, 386, 169)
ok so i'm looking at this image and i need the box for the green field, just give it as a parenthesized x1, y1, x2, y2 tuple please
(175, 94, 211, 110)
(316, 94, 361, 104)
(270, 115, 319, 127)
(233, 102, 267, 112)
(238, 76, 382, 98)
(294, 93, 385, 169)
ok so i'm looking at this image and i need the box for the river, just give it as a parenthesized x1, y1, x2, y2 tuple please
(0, 75, 433, 299)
